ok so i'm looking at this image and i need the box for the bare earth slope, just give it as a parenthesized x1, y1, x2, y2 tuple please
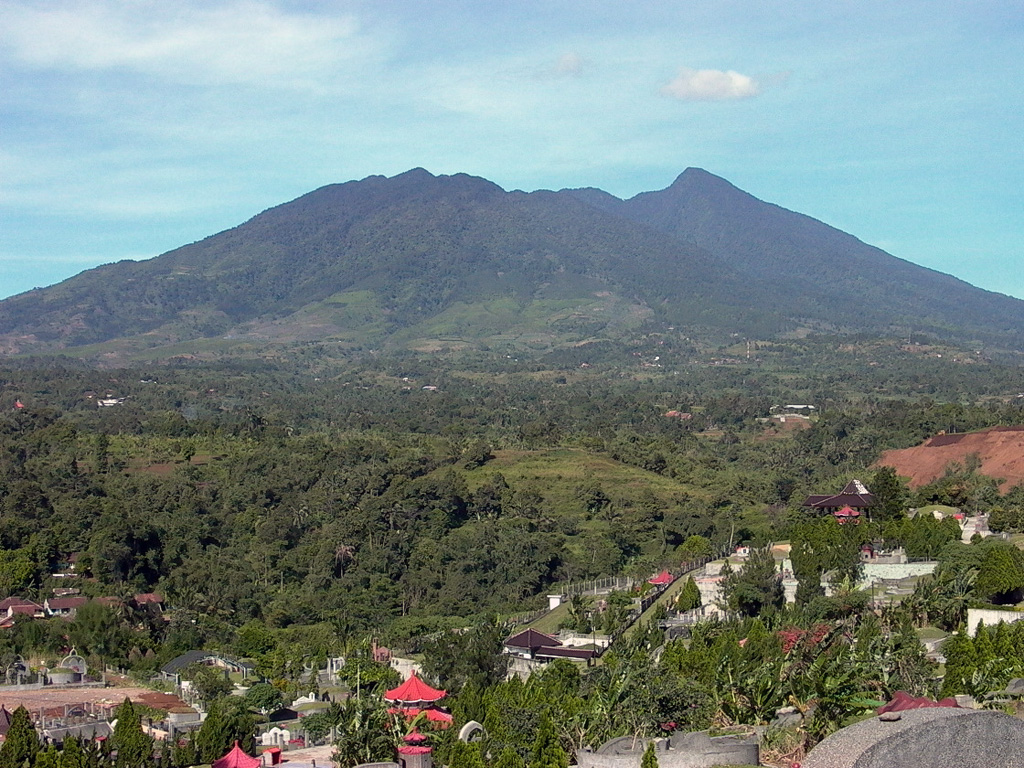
(878, 426, 1024, 491)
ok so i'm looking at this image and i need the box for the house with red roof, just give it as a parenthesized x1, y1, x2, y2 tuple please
(0, 597, 44, 620)
(44, 596, 88, 617)
(803, 479, 874, 522)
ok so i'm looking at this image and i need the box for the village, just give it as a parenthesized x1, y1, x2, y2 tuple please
(2, 475, 1024, 768)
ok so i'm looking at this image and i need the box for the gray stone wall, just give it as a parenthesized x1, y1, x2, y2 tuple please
(576, 732, 758, 768)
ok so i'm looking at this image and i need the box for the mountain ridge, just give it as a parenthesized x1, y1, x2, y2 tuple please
(1, 167, 1022, 357)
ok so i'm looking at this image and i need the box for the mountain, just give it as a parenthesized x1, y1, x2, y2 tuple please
(2, 167, 1023, 356)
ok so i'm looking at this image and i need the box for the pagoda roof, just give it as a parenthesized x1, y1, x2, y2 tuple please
(384, 673, 446, 705)
(504, 628, 561, 651)
(212, 742, 260, 768)
(398, 746, 433, 755)
(835, 505, 860, 517)
(0, 706, 12, 736)
(803, 479, 874, 510)
(648, 570, 673, 585)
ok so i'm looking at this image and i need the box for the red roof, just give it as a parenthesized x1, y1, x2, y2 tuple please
(397, 747, 433, 755)
(9, 604, 41, 615)
(47, 597, 88, 610)
(134, 593, 163, 605)
(0, 597, 39, 611)
(834, 505, 860, 517)
(212, 742, 260, 768)
(384, 673, 446, 705)
(648, 570, 673, 585)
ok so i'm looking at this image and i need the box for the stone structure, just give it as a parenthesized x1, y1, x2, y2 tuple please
(575, 730, 758, 768)
(802, 707, 1024, 767)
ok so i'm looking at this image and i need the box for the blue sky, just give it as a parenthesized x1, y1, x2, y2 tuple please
(1, 0, 1022, 301)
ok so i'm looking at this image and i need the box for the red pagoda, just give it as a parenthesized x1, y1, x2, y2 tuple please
(385, 672, 452, 726)
(397, 729, 434, 768)
(212, 742, 260, 768)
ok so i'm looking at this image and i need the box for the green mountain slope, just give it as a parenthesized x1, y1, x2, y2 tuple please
(569, 168, 1024, 345)
(2, 167, 1023, 356)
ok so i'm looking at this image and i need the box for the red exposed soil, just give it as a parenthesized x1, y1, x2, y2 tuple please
(877, 426, 1024, 492)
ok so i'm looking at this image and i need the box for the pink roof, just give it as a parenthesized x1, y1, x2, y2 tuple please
(398, 747, 433, 755)
(834, 505, 860, 517)
(648, 570, 673, 585)
(212, 742, 260, 768)
(385, 673, 446, 705)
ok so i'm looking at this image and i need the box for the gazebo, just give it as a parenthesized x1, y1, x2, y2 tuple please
(648, 570, 673, 586)
(385, 673, 452, 726)
(212, 741, 260, 768)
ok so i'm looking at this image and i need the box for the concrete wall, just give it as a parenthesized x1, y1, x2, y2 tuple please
(576, 732, 758, 768)
(966, 607, 1024, 636)
(823, 562, 937, 596)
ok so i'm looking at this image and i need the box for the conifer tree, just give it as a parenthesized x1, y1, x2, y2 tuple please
(448, 742, 485, 768)
(994, 621, 1014, 662)
(640, 741, 659, 768)
(494, 747, 525, 768)
(676, 577, 701, 612)
(529, 713, 566, 768)
(973, 622, 996, 668)
(113, 698, 153, 768)
(195, 700, 233, 764)
(940, 631, 976, 698)
(0, 706, 40, 768)
(57, 737, 87, 768)
(33, 744, 60, 768)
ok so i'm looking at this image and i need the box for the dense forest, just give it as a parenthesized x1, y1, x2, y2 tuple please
(2, 339, 1024, 679)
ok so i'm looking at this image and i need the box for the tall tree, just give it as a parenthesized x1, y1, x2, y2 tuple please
(112, 698, 153, 768)
(529, 713, 567, 768)
(0, 706, 40, 768)
(722, 548, 783, 617)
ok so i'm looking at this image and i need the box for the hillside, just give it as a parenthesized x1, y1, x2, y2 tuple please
(878, 426, 1024, 492)
(3, 167, 1024, 357)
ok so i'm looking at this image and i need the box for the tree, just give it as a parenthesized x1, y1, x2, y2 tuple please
(676, 577, 701, 612)
(243, 682, 283, 714)
(112, 698, 153, 768)
(870, 466, 909, 522)
(494, 747, 525, 768)
(940, 632, 976, 698)
(0, 706, 40, 768)
(194, 697, 255, 765)
(975, 544, 1024, 603)
(640, 741, 659, 768)
(185, 663, 233, 703)
(529, 713, 567, 768)
(722, 548, 783, 617)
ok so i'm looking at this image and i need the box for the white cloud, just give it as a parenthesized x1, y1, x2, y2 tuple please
(555, 52, 584, 77)
(661, 67, 760, 101)
(0, 0, 377, 87)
